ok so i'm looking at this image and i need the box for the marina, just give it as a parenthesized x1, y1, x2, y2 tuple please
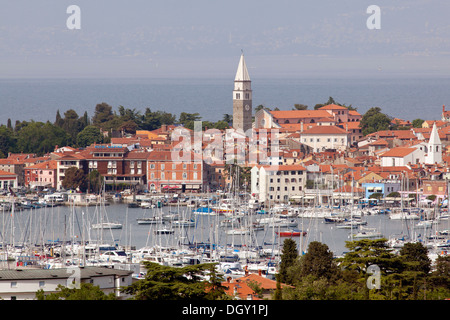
(0, 193, 448, 279)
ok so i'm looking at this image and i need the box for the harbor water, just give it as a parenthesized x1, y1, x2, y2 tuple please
(1, 202, 448, 259)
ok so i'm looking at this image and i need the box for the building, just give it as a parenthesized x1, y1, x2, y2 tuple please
(56, 152, 87, 190)
(424, 123, 443, 164)
(0, 170, 18, 190)
(0, 159, 25, 187)
(147, 151, 204, 192)
(300, 125, 349, 152)
(379, 147, 425, 167)
(24, 160, 58, 190)
(85, 146, 148, 188)
(251, 164, 307, 203)
(0, 267, 133, 300)
(232, 53, 252, 132)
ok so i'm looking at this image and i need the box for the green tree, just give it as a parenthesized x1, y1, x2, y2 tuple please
(412, 119, 424, 128)
(293, 104, 308, 110)
(298, 241, 339, 281)
(278, 238, 299, 285)
(87, 170, 104, 194)
(121, 262, 225, 300)
(16, 121, 70, 155)
(36, 283, 117, 300)
(62, 167, 87, 192)
(0, 125, 16, 158)
(76, 125, 105, 147)
(399, 242, 431, 274)
(360, 107, 392, 136)
(92, 102, 114, 128)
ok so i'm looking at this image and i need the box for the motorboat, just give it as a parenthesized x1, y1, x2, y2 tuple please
(91, 222, 123, 229)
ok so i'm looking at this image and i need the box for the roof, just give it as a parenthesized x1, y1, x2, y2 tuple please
(301, 125, 348, 135)
(0, 169, 17, 176)
(262, 164, 306, 171)
(25, 160, 57, 170)
(318, 104, 348, 110)
(271, 110, 331, 119)
(0, 266, 132, 281)
(234, 53, 250, 81)
(380, 147, 416, 158)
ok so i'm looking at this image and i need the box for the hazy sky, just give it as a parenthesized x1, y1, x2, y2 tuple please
(1, 0, 450, 78)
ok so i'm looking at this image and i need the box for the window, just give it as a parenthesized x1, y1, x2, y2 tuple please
(172, 164, 176, 169)
(172, 172, 176, 180)
(193, 172, 198, 180)
(183, 163, 187, 169)
(10, 282, 17, 288)
(39, 281, 45, 288)
(161, 164, 165, 170)
(161, 172, 165, 180)
(236, 93, 240, 99)
(182, 172, 187, 179)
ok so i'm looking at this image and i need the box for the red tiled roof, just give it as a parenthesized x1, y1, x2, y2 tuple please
(301, 125, 348, 135)
(380, 147, 416, 158)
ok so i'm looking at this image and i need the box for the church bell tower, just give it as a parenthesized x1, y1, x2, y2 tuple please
(233, 53, 252, 132)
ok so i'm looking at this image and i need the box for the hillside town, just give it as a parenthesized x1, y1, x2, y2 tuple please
(0, 54, 449, 302)
(1, 56, 450, 210)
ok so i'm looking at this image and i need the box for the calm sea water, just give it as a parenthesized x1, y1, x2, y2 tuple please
(0, 77, 449, 125)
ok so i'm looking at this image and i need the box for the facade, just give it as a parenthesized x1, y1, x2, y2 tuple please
(147, 151, 204, 192)
(0, 159, 25, 187)
(380, 146, 425, 167)
(0, 267, 133, 300)
(24, 160, 58, 189)
(424, 123, 443, 164)
(56, 153, 87, 190)
(362, 182, 401, 199)
(0, 170, 18, 190)
(232, 53, 253, 132)
(300, 125, 349, 152)
(85, 146, 148, 188)
(251, 165, 307, 203)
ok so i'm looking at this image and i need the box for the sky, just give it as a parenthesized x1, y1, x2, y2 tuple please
(1, 0, 450, 78)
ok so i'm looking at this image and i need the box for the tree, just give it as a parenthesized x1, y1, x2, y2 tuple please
(92, 102, 114, 128)
(0, 125, 16, 158)
(412, 119, 424, 128)
(36, 283, 117, 300)
(16, 121, 70, 155)
(87, 170, 104, 194)
(76, 125, 105, 147)
(359, 107, 392, 136)
(223, 114, 233, 125)
(62, 167, 87, 192)
(121, 262, 225, 300)
(399, 242, 431, 274)
(278, 238, 299, 285)
(298, 241, 339, 281)
(293, 104, 308, 110)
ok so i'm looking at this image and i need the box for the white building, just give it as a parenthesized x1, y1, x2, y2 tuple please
(379, 147, 425, 167)
(0, 266, 133, 300)
(300, 125, 349, 152)
(424, 123, 443, 164)
(251, 165, 307, 203)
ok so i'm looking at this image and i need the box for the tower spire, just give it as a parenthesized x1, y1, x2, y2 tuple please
(234, 52, 250, 82)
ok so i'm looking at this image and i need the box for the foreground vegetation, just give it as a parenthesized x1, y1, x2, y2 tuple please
(35, 239, 449, 300)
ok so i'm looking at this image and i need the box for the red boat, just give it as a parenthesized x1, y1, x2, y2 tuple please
(276, 230, 307, 237)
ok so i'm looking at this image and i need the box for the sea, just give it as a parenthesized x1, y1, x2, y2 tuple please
(1, 76, 450, 125)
